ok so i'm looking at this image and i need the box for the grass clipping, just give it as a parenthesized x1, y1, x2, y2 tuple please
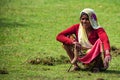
(27, 55, 70, 65)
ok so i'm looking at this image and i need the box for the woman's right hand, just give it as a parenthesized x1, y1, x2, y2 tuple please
(73, 42, 81, 50)
(71, 42, 82, 64)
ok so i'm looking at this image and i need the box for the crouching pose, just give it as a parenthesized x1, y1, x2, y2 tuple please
(56, 8, 111, 72)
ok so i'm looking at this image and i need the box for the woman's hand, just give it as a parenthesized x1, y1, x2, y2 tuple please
(73, 42, 81, 50)
(104, 50, 112, 69)
(71, 42, 81, 64)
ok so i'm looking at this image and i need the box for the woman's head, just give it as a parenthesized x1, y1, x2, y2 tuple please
(80, 8, 100, 29)
(80, 12, 91, 29)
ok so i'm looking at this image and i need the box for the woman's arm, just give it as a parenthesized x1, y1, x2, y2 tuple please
(56, 24, 79, 45)
(97, 28, 110, 51)
(97, 28, 111, 68)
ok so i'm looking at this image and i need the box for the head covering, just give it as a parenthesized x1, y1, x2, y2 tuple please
(78, 23, 93, 48)
(80, 8, 100, 29)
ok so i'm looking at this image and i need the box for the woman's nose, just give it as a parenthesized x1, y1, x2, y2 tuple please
(83, 19, 87, 23)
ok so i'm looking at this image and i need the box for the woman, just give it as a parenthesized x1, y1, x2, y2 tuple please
(56, 8, 111, 72)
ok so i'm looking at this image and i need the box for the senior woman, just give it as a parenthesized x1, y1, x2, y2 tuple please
(56, 8, 111, 72)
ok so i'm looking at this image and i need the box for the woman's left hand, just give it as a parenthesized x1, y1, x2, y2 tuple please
(104, 50, 112, 69)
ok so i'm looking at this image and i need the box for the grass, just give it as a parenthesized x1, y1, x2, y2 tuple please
(0, 0, 120, 80)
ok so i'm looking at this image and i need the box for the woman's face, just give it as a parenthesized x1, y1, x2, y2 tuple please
(80, 14, 91, 29)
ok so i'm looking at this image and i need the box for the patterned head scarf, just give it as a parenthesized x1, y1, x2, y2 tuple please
(80, 8, 100, 29)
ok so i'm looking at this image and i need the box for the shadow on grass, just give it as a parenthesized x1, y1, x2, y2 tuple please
(104, 69, 120, 75)
(0, 18, 27, 27)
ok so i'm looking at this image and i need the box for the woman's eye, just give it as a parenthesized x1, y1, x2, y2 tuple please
(81, 18, 89, 20)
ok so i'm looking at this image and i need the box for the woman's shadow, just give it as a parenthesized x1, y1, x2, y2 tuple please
(103, 69, 120, 75)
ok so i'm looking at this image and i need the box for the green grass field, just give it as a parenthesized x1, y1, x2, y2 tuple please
(0, 0, 120, 80)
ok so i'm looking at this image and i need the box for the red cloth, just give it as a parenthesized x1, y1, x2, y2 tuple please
(77, 39, 103, 64)
(56, 23, 110, 50)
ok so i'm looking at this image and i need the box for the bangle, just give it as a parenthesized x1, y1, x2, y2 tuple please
(105, 53, 111, 56)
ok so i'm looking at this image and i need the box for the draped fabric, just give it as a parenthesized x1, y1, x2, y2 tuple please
(77, 8, 104, 64)
(77, 39, 103, 64)
(78, 23, 93, 48)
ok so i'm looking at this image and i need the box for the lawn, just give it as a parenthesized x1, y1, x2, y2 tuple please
(0, 0, 120, 80)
